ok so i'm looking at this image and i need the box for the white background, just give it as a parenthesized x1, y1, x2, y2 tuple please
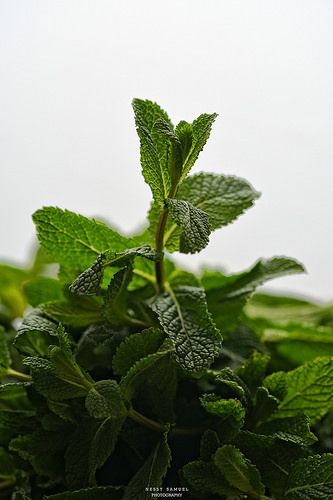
(0, 1, 332, 301)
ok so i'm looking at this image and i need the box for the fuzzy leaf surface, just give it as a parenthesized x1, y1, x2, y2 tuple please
(285, 454, 333, 499)
(214, 444, 265, 498)
(151, 282, 221, 373)
(112, 328, 164, 376)
(180, 113, 217, 180)
(132, 99, 172, 202)
(266, 356, 333, 423)
(33, 207, 130, 270)
(165, 198, 210, 253)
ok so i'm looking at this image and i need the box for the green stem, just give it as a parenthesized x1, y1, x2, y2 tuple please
(154, 184, 178, 293)
(128, 407, 202, 437)
(155, 206, 169, 293)
(6, 368, 32, 382)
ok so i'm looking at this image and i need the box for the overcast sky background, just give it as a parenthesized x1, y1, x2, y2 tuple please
(0, 1, 332, 301)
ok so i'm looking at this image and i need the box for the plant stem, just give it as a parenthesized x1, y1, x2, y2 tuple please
(154, 184, 178, 293)
(155, 206, 169, 293)
(128, 407, 202, 437)
(6, 368, 32, 382)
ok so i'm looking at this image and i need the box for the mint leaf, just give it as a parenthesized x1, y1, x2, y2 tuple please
(85, 380, 127, 420)
(182, 459, 240, 497)
(65, 417, 123, 489)
(123, 430, 171, 500)
(44, 487, 122, 500)
(112, 328, 164, 376)
(42, 299, 102, 327)
(285, 454, 333, 499)
(33, 207, 130, 270)
(165, 198, 210, 253)
(14, 310, 58, 356)
(180, 113, 217, 180)
(214, 444, 265, 498)
(178, 172, 260, 230)
(103, 266, 133, 326)
(132, 99, 172, 202)
(69, 255, 105, 296)
(200, 395, 246, 427)
(266, 356, 333, 423)
(151, 281, 221, 373)
(0, 326, 10, 375)
(204, 257, 305, 329)
(120, 341, 177, 421)
(23, 276, 63, 307)
(257, 415, 317, 446)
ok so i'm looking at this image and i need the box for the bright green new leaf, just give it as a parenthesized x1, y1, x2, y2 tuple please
(132, 99, 172, 202)
(165, 198, 210, 254)
(180, 113, 217, 180)
(285, 454, 333, 499)
(266, 356, 333, 423)
(214, 444, 265, 498)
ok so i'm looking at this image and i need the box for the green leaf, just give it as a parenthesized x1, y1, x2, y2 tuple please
(112, 328, 164, 376)
(165, 198, 210, 253)
(14, 310, 58, 356)
(258, 319, 333, 366)
(132, 99, 172, 202)
(266, 356, 333, 423)
(200, 429, 220, 461)
(285, 454, 333, 499)
(24, 327, 93, 400)
(236, 351, 270, 392)
(151, 280, 221, 373)
(122, 430, 171, 500)
(44, 487, 123, 500)
(0, 326, 10, 375)
(42, 299, 102, 328)
(204, 257, 305, 330)
(23, 276, 63, 307)
(103, 266, 133, 326)
(234, 430, 309, 498)
(120, 341, 177, 422)
(200, 395, 245, 426)
(214, 444, 265, 498)
(69, 255, 105, 296)
(178, 172, 260, 229)
(257, 415, 317, 446)
(85, 380, 127, 420)
(182, 459, 240, 497)
(33, 207, 130, 270)
(103, 245, 162, 267)
(180, 113, 217, 180)
(65, 416, 124, 489)
(76, 324, 128, 372)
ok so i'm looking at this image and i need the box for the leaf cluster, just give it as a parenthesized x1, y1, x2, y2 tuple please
(0, 99, 332, 499)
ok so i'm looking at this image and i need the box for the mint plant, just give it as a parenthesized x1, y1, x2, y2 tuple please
(0, 99, 333, 499)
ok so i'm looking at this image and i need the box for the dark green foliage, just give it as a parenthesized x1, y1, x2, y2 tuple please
(0, 99, 332, 499)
